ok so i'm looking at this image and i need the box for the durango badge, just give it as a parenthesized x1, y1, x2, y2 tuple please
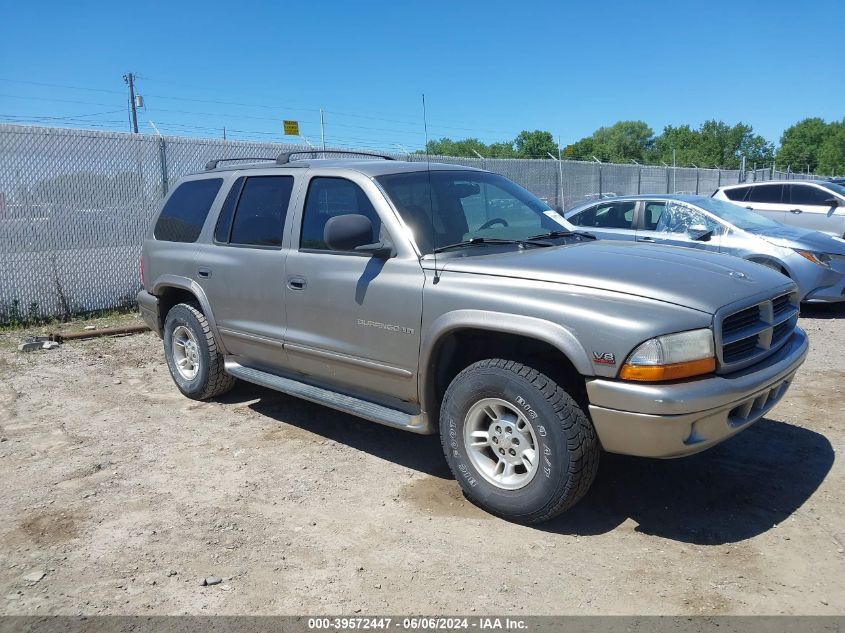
(592, 351, 616, 365)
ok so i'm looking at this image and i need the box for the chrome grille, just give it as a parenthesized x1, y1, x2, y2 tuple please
(716, 291, 799, 373)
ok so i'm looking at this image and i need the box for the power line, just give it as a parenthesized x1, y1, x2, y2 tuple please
(0, 77, 522, 137)
(0, 77, 125, 95)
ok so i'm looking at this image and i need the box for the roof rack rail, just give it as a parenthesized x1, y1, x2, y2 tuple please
(205, 157, 275, 171)
(275, 150, 395, 165)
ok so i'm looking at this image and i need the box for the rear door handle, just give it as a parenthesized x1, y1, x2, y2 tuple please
(790, 208, 803, 214)
(197, 267, 211, 278)
(287, 276, 307, 290)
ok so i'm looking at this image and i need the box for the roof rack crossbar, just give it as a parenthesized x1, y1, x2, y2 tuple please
(275, 150, 395, 165)
(205, 157, 276, 171)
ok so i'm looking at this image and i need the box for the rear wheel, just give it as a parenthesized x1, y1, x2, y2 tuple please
(163, 302, 236, 400)
(439, 358, 599, 524)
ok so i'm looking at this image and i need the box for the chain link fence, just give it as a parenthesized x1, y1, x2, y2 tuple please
(0, 123, 816, 323)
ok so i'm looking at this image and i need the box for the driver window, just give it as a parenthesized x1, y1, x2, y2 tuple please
(571, 202, 634, 228)
(300, 177, 385, 251)
(458, 181, 544, 234)
(653, 202, 721, 235)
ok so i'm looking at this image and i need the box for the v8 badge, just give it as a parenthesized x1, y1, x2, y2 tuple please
(592, 351, 616, 365)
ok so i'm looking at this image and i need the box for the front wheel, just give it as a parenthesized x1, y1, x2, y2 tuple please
(439, 359, 599, 524)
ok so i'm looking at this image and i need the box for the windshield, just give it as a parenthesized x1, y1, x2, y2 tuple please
(376, 170, 574, 254)
(693, 197, 783, 231)
(822, 181, 845, 197)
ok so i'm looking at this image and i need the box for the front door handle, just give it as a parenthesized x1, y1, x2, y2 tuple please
(288, 276, 307, 290)
(197, 267, 211, 278)
(790, 208, 803, 214)
(638, 237, 655, 242)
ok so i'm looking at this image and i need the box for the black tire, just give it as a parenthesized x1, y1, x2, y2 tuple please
(439, 358, 599, 524)
(163, 302, 236, 400)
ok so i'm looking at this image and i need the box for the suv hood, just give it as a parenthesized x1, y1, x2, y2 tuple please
(437, 241, 793, 313)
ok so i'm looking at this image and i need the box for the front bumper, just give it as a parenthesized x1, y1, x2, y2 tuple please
(792, 253, 845, 303)
(586, 328, 808, 458)
(136, 289, 161, 337)
(803, 274, 845, 303)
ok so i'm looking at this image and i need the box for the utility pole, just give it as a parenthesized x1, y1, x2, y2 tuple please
(223, 127, 227, 141)
(319, 109, 326, 152)
(123, 73, 139, 133)
(557, 136, 564, 210)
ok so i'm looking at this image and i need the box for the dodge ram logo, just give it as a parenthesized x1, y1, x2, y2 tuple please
(592, 352, 616, 365)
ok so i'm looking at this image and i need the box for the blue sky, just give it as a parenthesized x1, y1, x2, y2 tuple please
(1, 0, 843, 152)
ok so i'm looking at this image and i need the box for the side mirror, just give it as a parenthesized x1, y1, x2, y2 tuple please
(324, 214, 394, 258)
(822, 197, 840, 207)
(688, 225, 713, 242)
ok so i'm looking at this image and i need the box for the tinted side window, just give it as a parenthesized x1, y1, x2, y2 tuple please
(301, 178, 382, 251)
(569, 206, 597, 227)
(788, 184, 835, 205)
(747, 184, 783, 203)
(642, 201, 667, 230)
(724, 186, 750, 201)
(214, 177, 245, 243)
(228, 176, 293, 247)
(154, 178, 223, 242)
(587, 202, 635, 229)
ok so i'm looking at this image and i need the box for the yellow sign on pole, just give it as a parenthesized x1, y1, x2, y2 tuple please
(283, 120, 300, 136)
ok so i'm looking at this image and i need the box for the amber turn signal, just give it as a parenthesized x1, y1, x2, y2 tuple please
(618, 357, 716, 382)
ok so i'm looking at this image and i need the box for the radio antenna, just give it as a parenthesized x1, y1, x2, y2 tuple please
(422, 93, 439, 281)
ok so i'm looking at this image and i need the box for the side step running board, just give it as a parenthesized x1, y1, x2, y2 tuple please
(224, 360, 432, 434)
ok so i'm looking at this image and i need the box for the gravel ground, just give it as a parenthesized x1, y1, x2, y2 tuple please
(0, 307, 842, 615)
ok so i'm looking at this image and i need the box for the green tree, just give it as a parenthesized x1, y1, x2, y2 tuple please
(816, 121, 845, 175)
(513, 130, 558, 158)
(778, 118, 845, 174)
(651, 120, 772, 169)
(569, 121, 654, 163)
(776, 118, 829, 172)
(424, 137, 490, 158)
(650, 124, 700, 165)
(698, 120, 773, 168)
(488, 141, 517, 158)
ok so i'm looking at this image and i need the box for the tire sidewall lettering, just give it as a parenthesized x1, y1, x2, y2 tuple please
(442, 368, 569, 513)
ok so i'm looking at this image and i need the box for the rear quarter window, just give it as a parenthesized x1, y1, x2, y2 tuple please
(154, 178, 223, 242)
(723, 186, 750, 201)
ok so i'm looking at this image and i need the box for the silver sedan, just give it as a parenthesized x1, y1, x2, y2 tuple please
(564, 194, 845, 303)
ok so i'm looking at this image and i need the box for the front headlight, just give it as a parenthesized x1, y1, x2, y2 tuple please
(794, 249, 832, 268)
(619, 328, 716, 381)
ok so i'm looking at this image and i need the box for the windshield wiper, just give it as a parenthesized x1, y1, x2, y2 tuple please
(432, 237, 551, 254)
(527, 230, 597, 241)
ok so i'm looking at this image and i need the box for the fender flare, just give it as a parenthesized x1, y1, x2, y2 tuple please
(419, 309, 592, 415)
(151, 274, 228, 356)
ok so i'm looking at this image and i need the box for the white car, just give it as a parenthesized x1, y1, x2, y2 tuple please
(713, 180, 845, 238)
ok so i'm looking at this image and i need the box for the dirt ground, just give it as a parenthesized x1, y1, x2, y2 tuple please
(0, 307, 843, 616)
